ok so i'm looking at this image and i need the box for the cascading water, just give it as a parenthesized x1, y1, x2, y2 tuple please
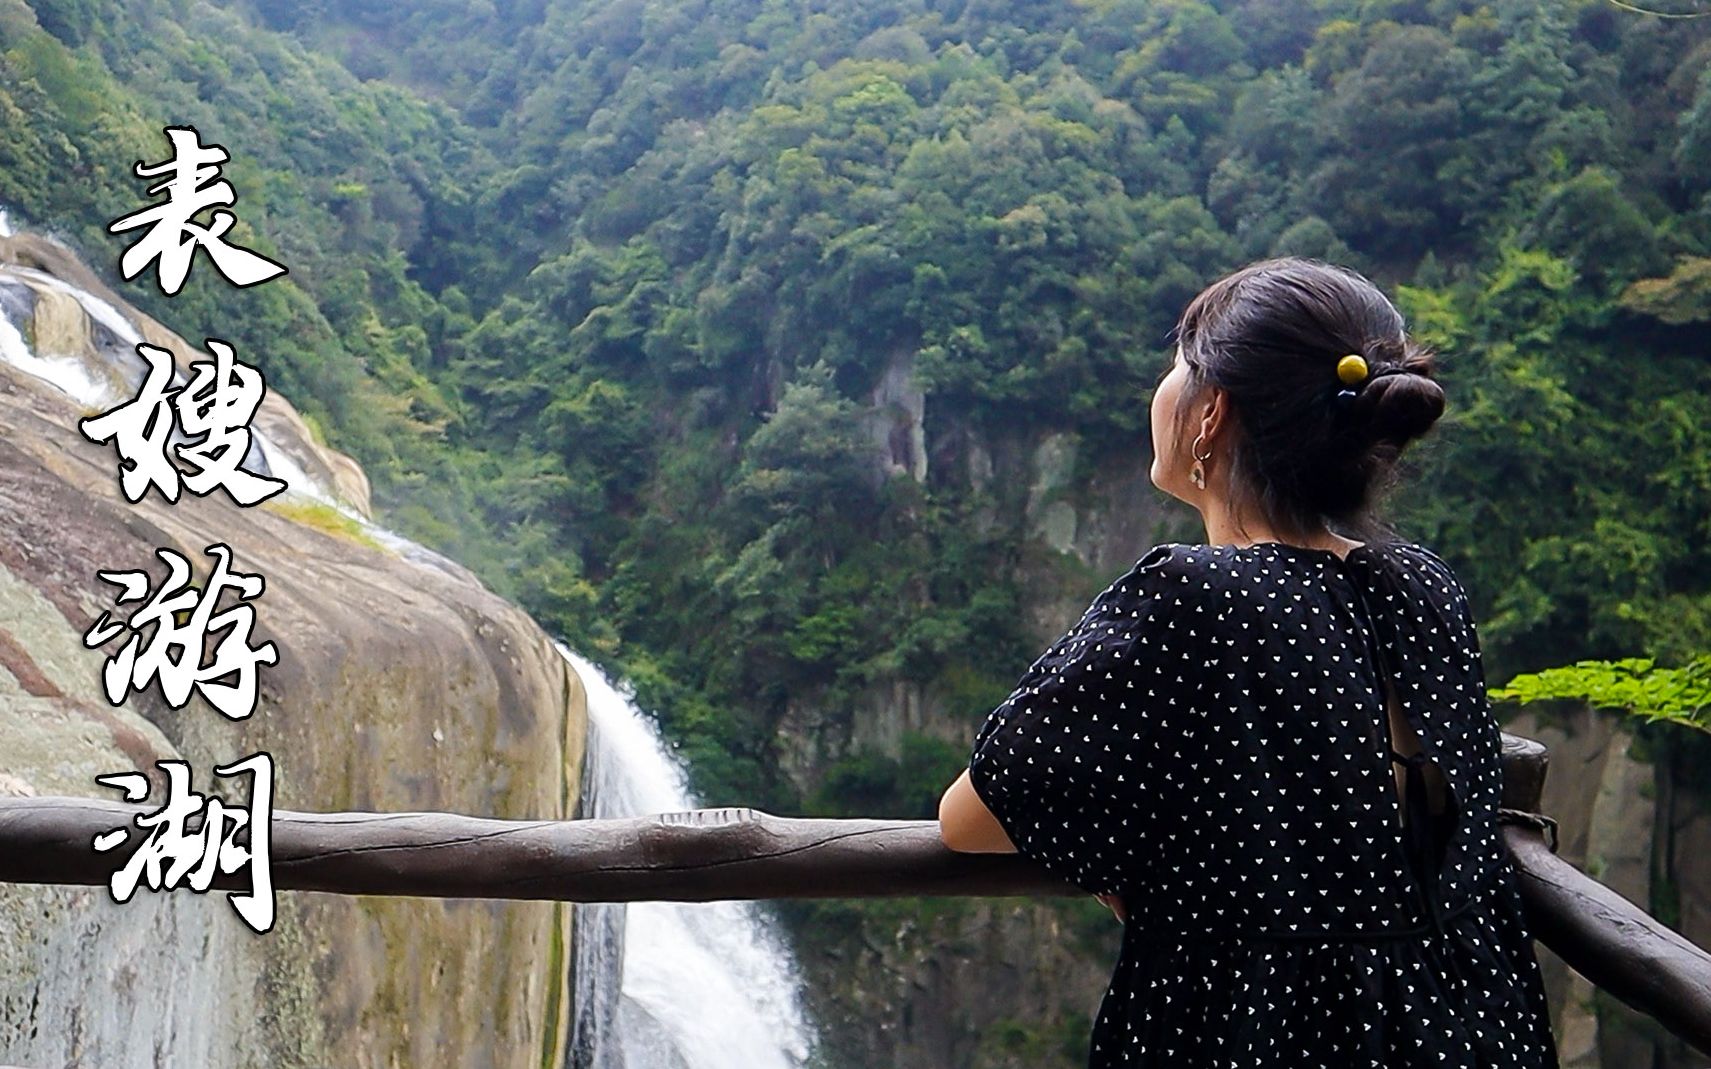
(0, 237, 474, 579)
(0, 211, 821, 1067)
(560, 644, 819, 1069)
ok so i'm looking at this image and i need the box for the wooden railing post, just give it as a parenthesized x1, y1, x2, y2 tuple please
(1496, 733, 1711, 1053)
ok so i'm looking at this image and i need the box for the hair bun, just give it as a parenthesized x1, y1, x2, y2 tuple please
(1357, 337, 1443, 449)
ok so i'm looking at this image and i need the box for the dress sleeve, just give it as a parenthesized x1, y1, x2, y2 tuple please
(966, 543, 1193, 897)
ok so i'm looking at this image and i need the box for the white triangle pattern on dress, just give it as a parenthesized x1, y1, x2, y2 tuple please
(967, 540, 1560, 1068)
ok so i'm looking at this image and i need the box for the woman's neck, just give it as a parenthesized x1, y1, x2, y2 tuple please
(1200, 517, 1361, 557)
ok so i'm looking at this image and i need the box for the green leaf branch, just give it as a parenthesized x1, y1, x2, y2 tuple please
(1490, 655, 1711, 734)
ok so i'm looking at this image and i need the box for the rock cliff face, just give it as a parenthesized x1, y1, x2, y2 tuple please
(0, 232, 589, 1069)
(785, 392, 1185, 1068)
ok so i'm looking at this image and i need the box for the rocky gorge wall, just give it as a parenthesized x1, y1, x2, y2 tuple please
(784, 356, 1194, 1068)
(0, 232, 589, 1069)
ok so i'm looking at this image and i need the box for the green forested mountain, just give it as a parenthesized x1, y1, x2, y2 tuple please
(3, 0, 1708, 823)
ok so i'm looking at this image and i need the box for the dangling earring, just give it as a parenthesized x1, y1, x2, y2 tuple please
(1189, 432, 1211, 490)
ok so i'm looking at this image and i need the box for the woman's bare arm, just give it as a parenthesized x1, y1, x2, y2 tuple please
(937, 768, 1017, 853)
(940, 769, 1128, 921)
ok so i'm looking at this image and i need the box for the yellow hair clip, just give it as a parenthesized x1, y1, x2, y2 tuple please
(1336, 353, 1368, 385)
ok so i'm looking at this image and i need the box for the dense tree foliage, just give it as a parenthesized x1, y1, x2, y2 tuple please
(2, 0, 1707, 827)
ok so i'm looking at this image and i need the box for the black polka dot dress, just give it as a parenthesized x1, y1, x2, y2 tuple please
(967, 541, 1560, 1068)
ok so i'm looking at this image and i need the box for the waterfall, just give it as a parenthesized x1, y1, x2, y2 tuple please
(0, 248, 477, 581)
(560, 644, 819, 1069)
(0, 219, 820, 1067)
(0, 259, 306, 506)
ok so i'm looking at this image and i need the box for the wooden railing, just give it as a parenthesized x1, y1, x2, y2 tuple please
(0, 732, 1707, 1055)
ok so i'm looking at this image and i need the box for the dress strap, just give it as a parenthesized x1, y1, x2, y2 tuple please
(1349, 558, 1455, 938)
(1389, 749, 1447, 934)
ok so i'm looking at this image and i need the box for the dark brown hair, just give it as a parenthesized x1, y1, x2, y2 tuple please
(1165, 256, 1446, 546)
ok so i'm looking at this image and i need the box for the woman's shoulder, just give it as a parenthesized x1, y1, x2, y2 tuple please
(1117, 537, 1464, 591)
(1130, 541, 1197, 575)
(1117, 542, 1215, 595)
(1126, 539, 1467, 612)
(1069, 545, 1208, 631)
(1102, 542, 1245, 621)
(1129, 541, 1247, 573)
(1375, 541, 1474, 614)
